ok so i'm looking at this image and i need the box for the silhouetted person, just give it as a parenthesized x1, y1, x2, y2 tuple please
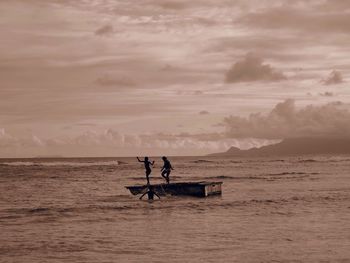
(161, 156, 173, 184)
(139, 185, 160, 200)
(137, 156, 154, 185)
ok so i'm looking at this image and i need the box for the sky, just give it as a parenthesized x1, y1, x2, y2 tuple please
(1, 0, 350, 157)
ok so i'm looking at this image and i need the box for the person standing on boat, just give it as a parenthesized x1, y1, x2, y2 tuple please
(160, 156, 173, 184)
(137, 157, 154, 185)
(139, 185, 160, 200)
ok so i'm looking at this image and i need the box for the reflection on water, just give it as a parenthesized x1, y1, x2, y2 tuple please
(1, 156, 350, 262)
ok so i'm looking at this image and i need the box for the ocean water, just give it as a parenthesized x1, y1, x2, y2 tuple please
(1, 156, 350, 263)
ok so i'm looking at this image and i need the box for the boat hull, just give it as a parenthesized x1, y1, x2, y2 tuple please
(125, 181, 222, 197)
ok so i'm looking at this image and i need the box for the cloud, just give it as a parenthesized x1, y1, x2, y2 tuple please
(95, 74, 136, 87)
(319, 91, 334, 97)
(0, 128, 238, 157)
(223, 99, 350, 139)
(194, 90, 203, 95)
(94, 24, 114, 36)
(225, 54, 286, 83)
(239, 5, 350, 34)
(322, 70, 344, 85)
(10, 95, 349, 157)
(54, 129, 233, 152)
(155, 1, 188, 10)
(319, 0, 350, 11)
(0, 128, 44, 148)
(2, 0, 350, 158)
(0, 128, 17, 148)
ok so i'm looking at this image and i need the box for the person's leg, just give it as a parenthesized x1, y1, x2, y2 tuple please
(161, 170, 167, 182)
(146, 170, 151, 185)
(166, 170, 170, 184)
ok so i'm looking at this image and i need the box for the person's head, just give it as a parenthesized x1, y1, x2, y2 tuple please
(145, 156, 149, 161)
(148, 185, 153, 191)
(162, 156, 167, 161)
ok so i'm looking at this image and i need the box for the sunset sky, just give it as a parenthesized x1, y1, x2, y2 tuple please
(1, 0, 350, 157)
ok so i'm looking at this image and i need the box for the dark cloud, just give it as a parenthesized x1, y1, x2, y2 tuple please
(74, 123, 97, 127)
(194, 90, 203, 95)
(225, 54, 286, 83)
(322, 70, 344, 85)
(95, 74, 136, 87)
(94, 24, 114, 36)
(156, 1, 188, 10)
(223, 99, 350, 139)
(319, 92, 334, 97)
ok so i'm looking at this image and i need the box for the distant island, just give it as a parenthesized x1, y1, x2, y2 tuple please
(208, 138, 350, 156)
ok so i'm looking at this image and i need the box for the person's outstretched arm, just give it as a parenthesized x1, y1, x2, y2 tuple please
(154, 192, 160, 199)
(151, 161, 155, 166)
(137, 157, 143, 162)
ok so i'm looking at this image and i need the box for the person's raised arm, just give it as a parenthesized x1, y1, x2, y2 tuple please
(136, 157, 143, 162)
(151, 161, 155, 166)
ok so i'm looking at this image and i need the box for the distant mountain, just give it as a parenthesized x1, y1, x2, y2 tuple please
(208, 138, 350, 156)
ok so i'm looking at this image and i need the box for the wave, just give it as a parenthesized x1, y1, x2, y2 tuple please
(2, 192, 346, 222)
(199, 172, 317, 181)
(192, 159, 215, 163)
(28, 207, 51, 213)
(192, 175, 262, 180)
(267, 172, 319, 176)
(298, 158, 350, 163)
(298, 159, 317, 163)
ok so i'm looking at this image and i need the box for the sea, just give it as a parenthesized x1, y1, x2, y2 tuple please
(1, 155, 350, 263)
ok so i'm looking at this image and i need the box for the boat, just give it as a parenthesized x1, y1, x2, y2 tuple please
(125, 181, 223, 197)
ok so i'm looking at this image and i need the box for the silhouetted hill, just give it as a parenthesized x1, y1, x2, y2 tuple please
(209, 138, 350, 156)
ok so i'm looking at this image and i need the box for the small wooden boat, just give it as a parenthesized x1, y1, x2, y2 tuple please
(125, 181, 223, 197)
